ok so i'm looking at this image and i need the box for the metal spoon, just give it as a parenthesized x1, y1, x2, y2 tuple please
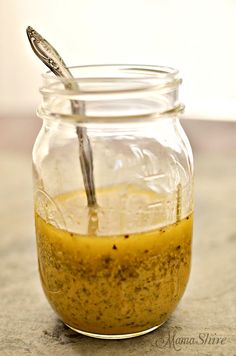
(26, 26, 97, 208)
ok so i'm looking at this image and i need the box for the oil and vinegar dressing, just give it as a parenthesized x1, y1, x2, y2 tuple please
(35, 185, 193, 335)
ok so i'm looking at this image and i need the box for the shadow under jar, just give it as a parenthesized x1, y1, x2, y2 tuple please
(33, 65, 194, 339)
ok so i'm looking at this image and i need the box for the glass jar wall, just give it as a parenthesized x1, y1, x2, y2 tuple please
(33, 65, 193, 339)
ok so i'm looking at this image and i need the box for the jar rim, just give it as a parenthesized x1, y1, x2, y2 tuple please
(39, 64, 183, 122)
(40, 64, 181, 96)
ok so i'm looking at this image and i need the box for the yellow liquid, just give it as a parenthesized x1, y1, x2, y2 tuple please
(35, 187, 193, 336)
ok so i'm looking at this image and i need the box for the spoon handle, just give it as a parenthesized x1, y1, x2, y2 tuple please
(27, 26, 97, 208)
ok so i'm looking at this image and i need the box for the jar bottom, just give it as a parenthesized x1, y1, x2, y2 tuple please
(65, 321, 166, 340)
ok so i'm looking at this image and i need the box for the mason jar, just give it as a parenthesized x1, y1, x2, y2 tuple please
(33, 65, 194, 339)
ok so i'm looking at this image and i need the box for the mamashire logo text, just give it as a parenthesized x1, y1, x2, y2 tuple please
(154, 326, 229, 352)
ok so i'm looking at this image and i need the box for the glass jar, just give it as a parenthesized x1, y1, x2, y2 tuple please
(33, 65, 193, 339)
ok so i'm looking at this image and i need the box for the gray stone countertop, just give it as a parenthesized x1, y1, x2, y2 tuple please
(0, 151, 235, 356)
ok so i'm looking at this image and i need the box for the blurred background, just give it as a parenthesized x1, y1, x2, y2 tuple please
(1, 3, 236, 352)
(0, 0, 236, 151)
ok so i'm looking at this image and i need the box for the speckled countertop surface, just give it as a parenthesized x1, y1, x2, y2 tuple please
(0, 150, 236, 356)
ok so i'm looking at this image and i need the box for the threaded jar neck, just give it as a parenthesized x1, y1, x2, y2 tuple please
(38, 64, 183, 123)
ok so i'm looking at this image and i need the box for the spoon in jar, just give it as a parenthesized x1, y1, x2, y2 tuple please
(26, 26, 98, 233)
